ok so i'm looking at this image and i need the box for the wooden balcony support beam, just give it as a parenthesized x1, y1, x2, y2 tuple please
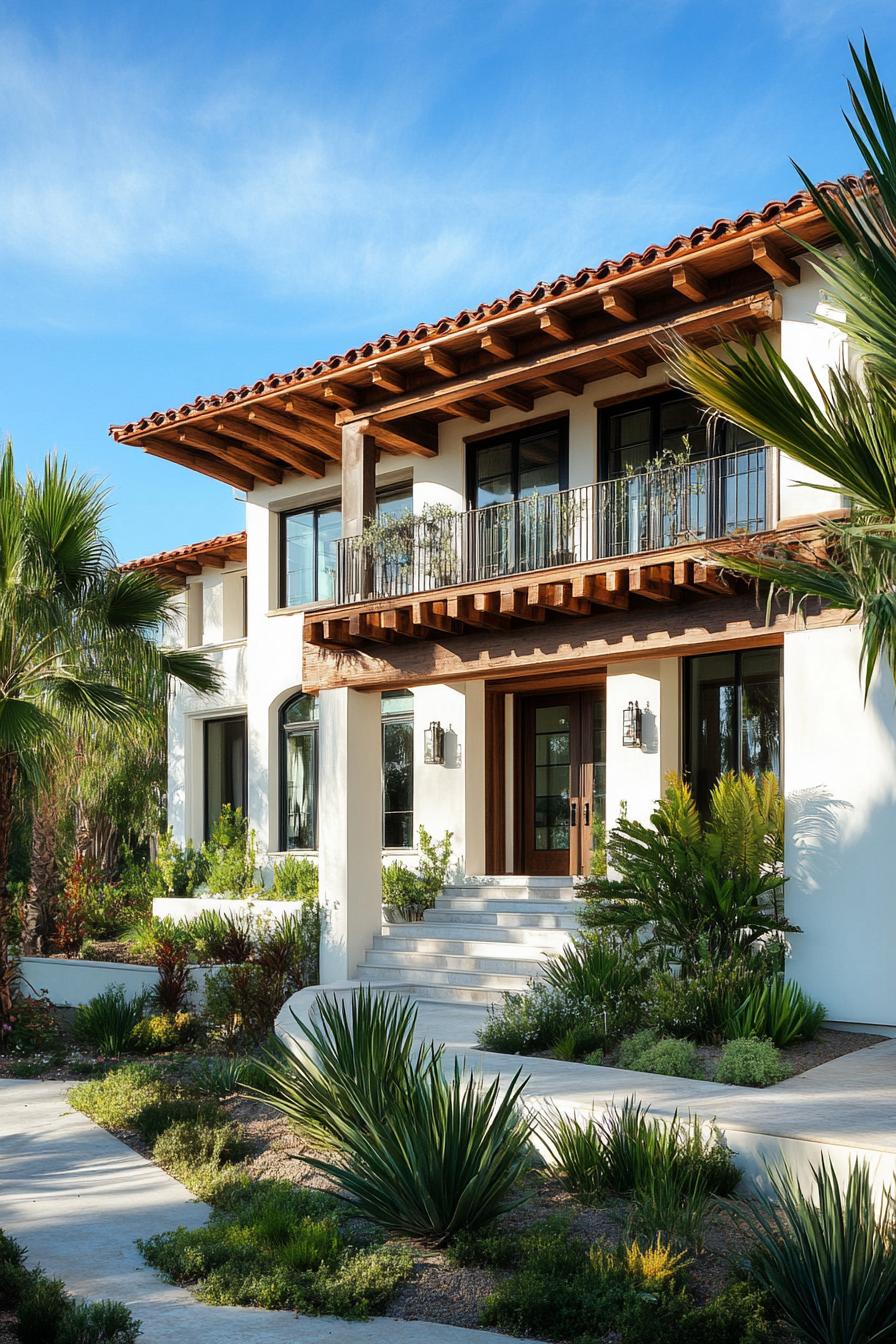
(571, 573, 629, 609)
(348, 613, 395, 643)
(411, 600, 462, 634)
(629, 564, 675, 602)
(380, 609, 428, 638)
(527, 581, 591, 615)
(498, 589, 546, 621)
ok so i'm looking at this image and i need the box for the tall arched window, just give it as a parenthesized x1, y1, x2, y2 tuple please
(280, 693, 319, 850)
(382, 690, 414, 848)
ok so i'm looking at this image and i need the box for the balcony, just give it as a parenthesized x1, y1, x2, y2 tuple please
(335, 446, 773, 606)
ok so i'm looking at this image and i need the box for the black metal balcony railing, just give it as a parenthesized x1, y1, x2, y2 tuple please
(335, 446, 772, 605)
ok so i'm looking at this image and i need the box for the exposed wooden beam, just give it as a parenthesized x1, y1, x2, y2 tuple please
(411, 600, 461, 634)
(672, 264, 710, 303)
(693, 561, 736, 595)
(211, 420, 326, 478)
(480, 329, 516, 361)
(441, 399, 491, 423)
(612, 352, 648, 379)
(198, 554, 226, 569)
(348, 613, 395, 644)
(751, 237, 800, 286)
(571, 573, 629, 610)
(380, 609, 427, 638)
(537, 306, 573, 342)
(527, 582, 590, 615)
(322, 381, 360, 410)
(629, 564, 675, 602)
(173, 560, 203, 575)
(173, 426, 283, 486)
(498, 589, 546, 621)
(336, 290, 777, 424)
(137, 438, 255, 492)
(422, 345, 458, 379)
(370, 365, 406, 394)
(446, 596, 510, 631)
(361, 417, 439, 458)
(279, 394, 340, 431)
(540, 371, 585, 396)
(486, 387, 535, 412)
(600, 287, 637, 323)
(247, 405, 341, 460)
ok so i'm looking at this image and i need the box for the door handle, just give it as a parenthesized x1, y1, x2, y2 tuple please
(570, 800, 577, 827)
(583, 801, 590, 828)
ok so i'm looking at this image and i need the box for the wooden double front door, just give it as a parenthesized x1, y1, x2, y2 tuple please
(519, 690, 603, 876)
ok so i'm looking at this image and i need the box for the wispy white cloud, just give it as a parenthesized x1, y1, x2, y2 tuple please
(0, 21, 712, 317)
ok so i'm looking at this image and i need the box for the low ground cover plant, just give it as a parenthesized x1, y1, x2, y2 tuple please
(138, 1179, 411, 1317)
(69, 1061, 224, 1141)
(1, 1226, 140, 1343)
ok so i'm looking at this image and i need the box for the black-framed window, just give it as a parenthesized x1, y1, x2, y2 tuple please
(684, 648, 781, 813)
(382, 689, 414, 848)
(280, 693, 319, 850)
(599, 391, 765, 553)
(466, 418, 568, 509)
(280, 502, 341, 608)
(204, 716, 247, 841)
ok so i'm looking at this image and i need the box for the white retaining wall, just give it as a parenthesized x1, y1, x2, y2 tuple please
(152, 896, 311, 925)
(17, 957, 216, 1010)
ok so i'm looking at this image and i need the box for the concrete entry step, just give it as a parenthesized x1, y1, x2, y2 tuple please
(379, 921, 572, 946)
(373, 934, 561, 960)
(364, 948, 549, 978)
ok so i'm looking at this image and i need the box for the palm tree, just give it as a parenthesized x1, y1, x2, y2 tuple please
(0, 442, 220, 1024)
(666, 40, 896, 699)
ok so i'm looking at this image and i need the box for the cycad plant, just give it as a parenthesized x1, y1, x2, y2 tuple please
(0, 442, 220, 1029)
(581, 772, 790, 971)
(666, 40, 896, 701)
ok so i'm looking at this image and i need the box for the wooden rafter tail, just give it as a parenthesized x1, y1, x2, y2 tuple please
(628, 564, 675, 602)
(499, 589, 547, 622)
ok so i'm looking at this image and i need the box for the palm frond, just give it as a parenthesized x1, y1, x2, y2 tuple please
(158, 647, 223, 695)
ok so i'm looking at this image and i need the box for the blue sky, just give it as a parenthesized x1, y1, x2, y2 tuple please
(1, 0, 894, 561)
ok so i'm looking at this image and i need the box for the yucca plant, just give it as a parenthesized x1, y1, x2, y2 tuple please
(543, 933, 646, 1014)
(245, 986, 443, 1149)
(727, 977, 826, 1048)
(73, 984, 149, 1055)
(540, 1108, 608, 1198)
(308, 1061, 533, 1244)
(741, 1158, 896, 1344)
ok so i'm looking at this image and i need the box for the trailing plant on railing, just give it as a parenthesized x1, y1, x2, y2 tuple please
(351, 502, 461, 588)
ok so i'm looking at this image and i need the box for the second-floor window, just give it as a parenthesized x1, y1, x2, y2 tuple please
(466, 420, 568, 578)
(281, 502, 341, 607)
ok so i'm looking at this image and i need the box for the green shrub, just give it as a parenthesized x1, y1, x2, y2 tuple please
(189, 909, 254, 964)
(130, 1011, 195, 1053)
(621, 1280, 773, 1344)
(3, 993, 59, 1057)
(188, 1054, 268, 1097)
(446, 1228, 518, 1269)
(650, 955, 767, 1043)
(16, 1269, 141, 1344)
(310, 1060, 533, 1244)
(742, 1157, 896, 1344)
(73, 985, 149, 1055)
(204, 964, 285, 1046)
(626, 1036, 703, 1080)
(617, 1028, 659, 1070)
(416, 824, 453, 904)
(580, 772, 790, 971)
(726, 977, 826, 1047)
(203, 805, 259, 897)
(153, 1116, 248, 1191)
(543, 1098, 740, 1203)
(381, 861, 426, 920)
(476, 982, 576, 1054)
(139, 1179, 410, 1317)
(0, 1229, 27, 1308)
(156, 829, 208, 898)
(543, 933, 646, 1040)
(269, 854, 318, 902)
(248, 987, 443, 1149)
(131, 1096, 225, 1145)
(257, 909, 320, 990)
(715, 1037, 791, 1087)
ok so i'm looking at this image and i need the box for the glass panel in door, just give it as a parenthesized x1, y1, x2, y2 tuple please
(533, 705, 571, 853)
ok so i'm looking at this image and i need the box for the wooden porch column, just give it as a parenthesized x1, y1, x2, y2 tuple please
(341, 420, 377, 538)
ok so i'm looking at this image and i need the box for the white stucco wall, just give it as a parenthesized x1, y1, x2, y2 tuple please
(785, 624, 896, 1027)
(604, 658, 681, 828)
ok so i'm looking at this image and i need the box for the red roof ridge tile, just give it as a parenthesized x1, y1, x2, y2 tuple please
(121, 530, 247, 570)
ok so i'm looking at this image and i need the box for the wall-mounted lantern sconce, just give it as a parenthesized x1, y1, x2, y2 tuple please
(424, 721, 445, 765)
(622, 700, 643, 749)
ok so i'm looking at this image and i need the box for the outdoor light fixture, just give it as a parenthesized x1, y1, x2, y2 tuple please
(424, 721, 445, 765)
(622, 700, 643, 748)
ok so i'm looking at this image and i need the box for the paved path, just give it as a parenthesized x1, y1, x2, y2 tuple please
(0, 1079, 534, 1344)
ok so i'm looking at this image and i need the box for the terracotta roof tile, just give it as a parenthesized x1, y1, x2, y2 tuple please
(121, 531, 247, 571)
(111, 178, 863, 439)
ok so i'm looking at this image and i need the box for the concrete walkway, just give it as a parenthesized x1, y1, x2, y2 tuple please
(410, 999, 896, 1192)
(0, 1079, 537, 1344)
(277, 987, 896, 1195)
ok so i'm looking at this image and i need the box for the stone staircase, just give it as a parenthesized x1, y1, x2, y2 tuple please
(356, 876, 585, 1004)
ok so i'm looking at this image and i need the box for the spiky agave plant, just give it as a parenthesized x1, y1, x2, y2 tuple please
(307, 1061, 533, 1244)
(244, 985, 443, 1150)
(741, 1158, 896, 1344)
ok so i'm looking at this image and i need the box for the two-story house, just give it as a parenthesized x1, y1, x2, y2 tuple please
(117, 181, 896, 1029)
